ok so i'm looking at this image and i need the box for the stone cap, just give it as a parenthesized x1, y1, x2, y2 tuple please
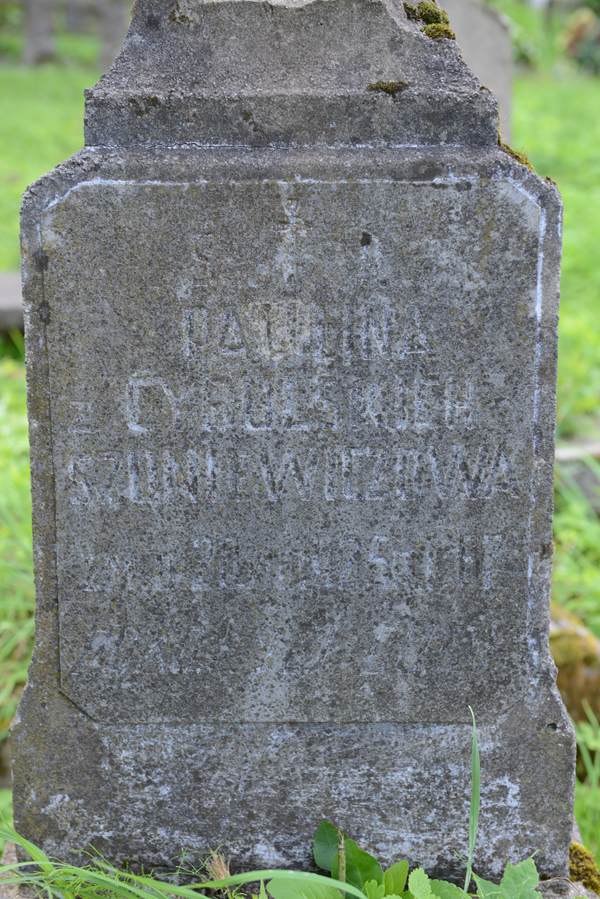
(84, 0, 499, 148)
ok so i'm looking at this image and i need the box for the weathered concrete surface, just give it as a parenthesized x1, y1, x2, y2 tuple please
(14, 0, 573, 881)
(443, 0, 513, 138)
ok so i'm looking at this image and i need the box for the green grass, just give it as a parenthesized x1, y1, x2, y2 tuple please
(0, 360, 33, 741)
(0, 26, 101, 68)
(512, 73, 600, 439)
(575, 781, 600, 862)
(0, 63, 97, 270)
(574, 704, 600, 860)
(488, 0, 565, 70)
(0, 789, 12, 855)
(554, 463, 600, 637)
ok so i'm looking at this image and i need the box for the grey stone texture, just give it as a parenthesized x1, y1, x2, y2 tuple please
(14, 0, 574, 881)
(443, 0, 513, 139)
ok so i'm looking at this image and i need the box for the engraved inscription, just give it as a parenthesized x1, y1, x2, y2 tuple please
(46, 177, 540, 723)
(125, 371, 476, 435)
(64, 531, 511, 596)
(182, 299, 432, 365)
(64, 442, 521, 506)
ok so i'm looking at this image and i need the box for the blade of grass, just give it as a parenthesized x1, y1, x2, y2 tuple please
(338, 828, 346, 885)
(464, 706, 480, 892)
(152, 868, 368, 899)
(3, 827, 55, 877)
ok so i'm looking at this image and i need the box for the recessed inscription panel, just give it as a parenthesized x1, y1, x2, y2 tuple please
(44, 178, 540, 723)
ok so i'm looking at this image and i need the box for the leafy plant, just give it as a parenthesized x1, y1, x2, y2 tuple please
(313, 708, 481, 897)
(313, 820, 403, 896)
(473, 858, 541, 899)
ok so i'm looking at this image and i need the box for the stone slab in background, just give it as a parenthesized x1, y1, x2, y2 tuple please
(23, 0, 131, 72)
(14, 0, 573, 881)
(443, 0, 513, 138)
(0, 275, 23, 332)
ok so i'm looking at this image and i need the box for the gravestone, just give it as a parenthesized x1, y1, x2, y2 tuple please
(14, 0, 574, 880)
(97, 0, 131, 70)
(23, 0, 57, 65)
(443, 0, 513, 138)
(64, 0, 95, 34)
(63, 0, 132, 71)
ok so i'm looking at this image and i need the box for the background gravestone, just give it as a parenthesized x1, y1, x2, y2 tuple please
(23, 0, 57, 64)
(14, 0, 573, 879)
(23, 0, 131, 71)
(444, 0, 513, 138)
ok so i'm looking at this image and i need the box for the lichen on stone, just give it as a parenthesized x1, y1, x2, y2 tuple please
(421, 22, 455, 39)
(403, 2, 420, 19)
(570, 842, 600, 895)
(367, 80, 409, 96)
(497, 134, 535, 171)
(417, 1, 450, 24)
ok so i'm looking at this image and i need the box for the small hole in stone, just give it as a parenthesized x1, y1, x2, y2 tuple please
(146, 14, 160, 28)
(546, 722, 558, 731)
(361, 231, 372, 246)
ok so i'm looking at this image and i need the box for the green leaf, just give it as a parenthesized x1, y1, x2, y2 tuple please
(192, 869, 367, 899)
(384, 862, 409, 895)
(332, 838, 383, 890)
(430, 879, 470, 899)
(267, 878, 343, 899)
(499, 859, 539, 899)
(364, 880, 386, 899)
(314, 821, 341, 874)
(472, 873, 503, 899)
(408, 868, 434, 899)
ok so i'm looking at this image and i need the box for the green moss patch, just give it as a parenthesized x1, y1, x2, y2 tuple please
(403, 1, 420, 18)
(570, 841, 600, 895)
(417, 1, 450, 24)
(367, 80, 409, 96)
(421, 23, 455, 39)
(498, 135, 535, 171)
